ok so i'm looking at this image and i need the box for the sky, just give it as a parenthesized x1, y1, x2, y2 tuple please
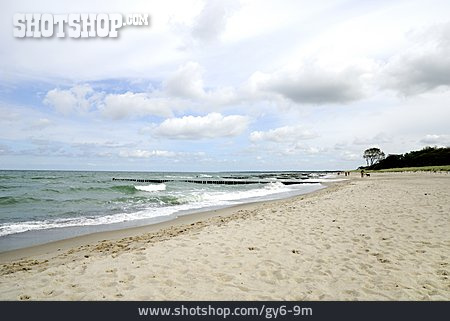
(0, 0, 449, 171)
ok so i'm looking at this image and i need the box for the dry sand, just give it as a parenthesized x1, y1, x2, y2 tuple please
(0, 172, 449, 300)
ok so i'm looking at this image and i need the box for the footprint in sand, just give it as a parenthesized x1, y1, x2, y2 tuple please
(133, 254, 147, 262)
(271, 270, 286, 281)
(215, 273, 234, 282)
(42, 289, 55, 296)
(122, 274, 136, 282)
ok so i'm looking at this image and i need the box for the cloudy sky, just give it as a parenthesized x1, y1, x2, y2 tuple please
(1, 0, 449, 171)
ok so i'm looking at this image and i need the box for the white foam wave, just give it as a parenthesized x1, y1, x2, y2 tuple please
(0, 182, 324, 238)
(135, 183, 166, 192)
(200, 182, 291, 203)
(0, 207, 174, 237)
(0, 197, 222, 237)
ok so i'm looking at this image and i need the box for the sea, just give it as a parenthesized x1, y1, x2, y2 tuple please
(0, 170, 340, 252)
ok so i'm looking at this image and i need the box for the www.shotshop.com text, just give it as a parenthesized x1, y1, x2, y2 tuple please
(138, 304, 313, 319)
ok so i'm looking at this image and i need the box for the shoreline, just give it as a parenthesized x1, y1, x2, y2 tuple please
(0, 180, 337, 263)
(0, 173, 330, 254)
(1, 172, 448, 300)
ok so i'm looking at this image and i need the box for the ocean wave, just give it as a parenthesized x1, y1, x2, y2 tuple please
(0, 178, 325, 239)
(0, 196, 42, 205)
(110, 185, 137, 194)
(61, 198, 99, 204)
(67, 185, 137, 194)
(0, 207, 177, 237)
(0, 185, 16, 190)
(42, 188, 62, 193)
(0, 183, 290, 236)
(135, 183, 166, 192)
(110, 194, 184, 206)
(162, 175, 194, 179)
(30, 176, 65, 180)
(69, 183, 167, 194)
(155, 195, 185, 205)
(200, 182, 292, 203)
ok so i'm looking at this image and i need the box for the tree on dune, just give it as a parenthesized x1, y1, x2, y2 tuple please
(363, 147, 385, 166)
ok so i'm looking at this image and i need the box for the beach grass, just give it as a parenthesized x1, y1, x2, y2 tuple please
(367, 165, 450, 172)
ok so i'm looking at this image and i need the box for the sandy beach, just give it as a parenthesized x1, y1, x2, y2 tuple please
(0, 172, 449, 300)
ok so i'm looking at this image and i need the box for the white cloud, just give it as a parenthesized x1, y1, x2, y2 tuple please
(44, 90, 76, 114)
(0, 106, 21, 122)
(340, 151, 360, 161)
(250, 125, 318, 143)
(0, 144, 11, 155)
(153, 113, 249, 139)
(30, 118, 52, 129)
(420, 134, 450, 146)
(164, 61, 206, 99)
(44, 84, 96, 115)
(353, 133, 392, 146)
(281, 144, 323, 156)
(163, 61, 238, 106)
(101, 92, 174, 119)
(42, 62, 240, 121)
(191, 0, 240, 43)
(118, 149, 207, 160)
(119, 149, 177, 158)
(43, 86, 176, 119)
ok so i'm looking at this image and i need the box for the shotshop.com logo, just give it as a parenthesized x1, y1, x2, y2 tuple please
(13, 13, 149, 38)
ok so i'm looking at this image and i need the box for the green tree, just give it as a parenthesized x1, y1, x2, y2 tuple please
(363, 147, 385, 166)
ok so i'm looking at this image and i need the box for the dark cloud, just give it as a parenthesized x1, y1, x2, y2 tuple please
(261, 66, 365, 105)
(383, 22, 450, 95)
